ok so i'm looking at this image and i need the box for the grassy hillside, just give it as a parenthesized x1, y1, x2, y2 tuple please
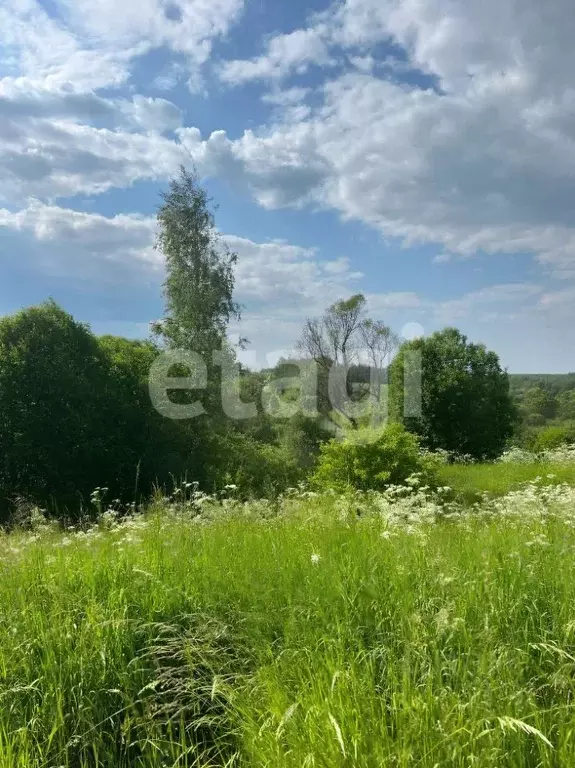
(438, 461, 575, 502)
(3, 484, 575, 766)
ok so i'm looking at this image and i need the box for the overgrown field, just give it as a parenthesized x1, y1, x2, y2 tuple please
(3, 482, 575, 767)
(438, 461, 575, 502)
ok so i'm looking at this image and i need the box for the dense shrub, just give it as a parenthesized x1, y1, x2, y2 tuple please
(312, 423, 435, 493)
(209, 431, 302, 497)
(0, 302, 213, 520)
(276, 413, 332, 471)
(0, 301, 145, 519)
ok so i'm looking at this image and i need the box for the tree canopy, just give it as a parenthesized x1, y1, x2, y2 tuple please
(389, 327, 516, 460)
(153, 166, 240, 357)
(0, 302, 145, 515)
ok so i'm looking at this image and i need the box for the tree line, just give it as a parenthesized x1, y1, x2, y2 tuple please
(0, 169, 520, 521)
(509, 375, 575, 451)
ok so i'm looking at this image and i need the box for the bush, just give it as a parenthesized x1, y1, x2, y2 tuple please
(531, 425, 575, 453)
(209, 431, 302, 498)
(312, 423, 436, 493)
(0, 301, 150, 519)
(276, 414, 332, 471)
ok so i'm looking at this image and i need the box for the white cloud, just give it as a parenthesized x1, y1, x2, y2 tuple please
(219, 25, 333, 85)
(0, 202, 160, 278)
(2, 0, 575, 370)
(9, 0, 575, 284)
(0, 202, 363, 311)
(227, 234, 363, 310)
(188, 0, 575, 280)
(261, 87, 310, 107)
(122, 95, 183, 133)
(367, 292, 422, 311)
(434, 283, 543, 323)
(0, 0, 246, 93)
(0, 114, 189, 201)
(1, 204, 564, 369)
(57, 0, 245, 64)
(0, 0, 132, 91)
(0, 0, 244, 203)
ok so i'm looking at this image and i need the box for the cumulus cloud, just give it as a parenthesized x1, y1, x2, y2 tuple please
(0, 114, 189, 202)
(0, 203, 363, 314)
(8, 0, 575, 284)
(182, 66, 575, 276)
(434, 284, 543, 324)
(0, 0, 240, 202)
(2, 0, 575, 368)
(0, 203, 160, 279)
(186, 0, 575, 280)
(57, 0, 245, 64)
(1, 0, 245, 93)
(227, 235, 363, 309)
(122, 95, 183, 133)
(219, 25, 334, 84)
(0, 0, 132, 91)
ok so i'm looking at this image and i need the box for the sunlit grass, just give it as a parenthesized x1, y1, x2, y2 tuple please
(438, 461, 575, 502)
(2, 486, 575, 766)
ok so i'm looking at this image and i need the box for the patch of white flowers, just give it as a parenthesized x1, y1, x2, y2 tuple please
(498, 445, 575, 464)
(3, 451, 575, 563)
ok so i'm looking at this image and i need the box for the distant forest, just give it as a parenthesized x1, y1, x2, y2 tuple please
(509, 373, 575, 450)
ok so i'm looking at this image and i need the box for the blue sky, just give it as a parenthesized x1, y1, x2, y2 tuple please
(1, 0, 575, 372)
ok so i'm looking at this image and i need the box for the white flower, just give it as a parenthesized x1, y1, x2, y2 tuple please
(311, 553, 321, 565)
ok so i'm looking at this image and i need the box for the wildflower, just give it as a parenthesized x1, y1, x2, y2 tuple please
(311, 553, 321, 565)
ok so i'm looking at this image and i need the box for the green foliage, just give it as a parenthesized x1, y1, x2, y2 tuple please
(209, 431, 301, 497)
(530, 425, 575, 453)
(510, 372, 575, 395)
(276, 413, 332, 471)
(97, 334, 212, 495)
(0, 304, 217, 520)
(557, 390, 575, 421)
(0, 301, 146, 518)
(312, 422, 433, 492)
(509, 376, 575, 440)
(520, 386, 557, 420)
(153, 166, 240, 357)
(438, 461, 575, 503)
(4, 490, 575, 765)
(390, 327, 516, 460)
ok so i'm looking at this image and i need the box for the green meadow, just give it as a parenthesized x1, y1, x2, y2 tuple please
(3, 479, 575, 767)
(438, 459, 575, 502)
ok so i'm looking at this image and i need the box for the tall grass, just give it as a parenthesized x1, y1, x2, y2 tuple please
(2, 487, 575, 766)
(438, 461, 575, 502)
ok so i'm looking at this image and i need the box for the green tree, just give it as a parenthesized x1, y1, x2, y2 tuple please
(153, 167, 240, 357)
(0, 302, 143, 517)
(276, 413, 332, 471)
(97, 336, 209, 496)
(530, 425, 575, 453)
(521, 386, 557, 421)
(151, 167, 243, 432)
(389, 328, 515, 460)
(557, 390, 575, 422)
